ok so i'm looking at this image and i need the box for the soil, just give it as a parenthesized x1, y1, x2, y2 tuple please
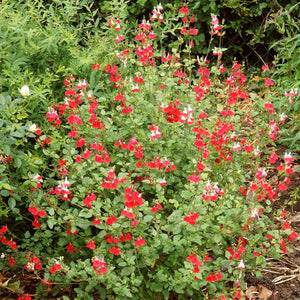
(245, 233, 300, 300)
(0, 149, 299, 300)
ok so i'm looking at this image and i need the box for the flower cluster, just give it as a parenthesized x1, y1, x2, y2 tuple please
(0, 225, 17, 250)
(211, 14, 222, 36)
(49, 257, 63, 274)
(179, 4, 197, 36)
(187, 252, 201, 274)
(25, 251, 42, 271)
(28, 205, 46, 228)
(101, 169, 127, 190)
(184, 212, 199, 225)
(134, 236, 146, 247)
(91, 256, 107, 275)
(151, 3, 163, 22)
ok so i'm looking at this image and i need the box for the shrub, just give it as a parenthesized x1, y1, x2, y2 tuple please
(0, 2, 298, 299)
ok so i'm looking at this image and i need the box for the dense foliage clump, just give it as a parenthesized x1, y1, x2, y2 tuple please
(0, 1, 298, 299)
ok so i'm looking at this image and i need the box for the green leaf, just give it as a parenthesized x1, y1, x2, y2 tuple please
(15, 158, 22, 168)
(213, 234, 222, 243)
(144, 214, 153, 223)
(11, 130, 25, 138)
(112, 222, 120, 228)
(212, 244, 223, 256)
(78, 209, 93, 218)
(0, 183, 11, 190)
(47, 219, 56, 229)
(2, 145, 10, 156)
(48, 207, 55, 216)
(121, 267, 133, 276)
(0, 190, 10, 197)
(8, 197, 16, 209)
(122, 287, 133, 298)
(181, 190, 193, 199)
(256, 256, 266, 266)
(163, 243, 174, 253)
(172, 224, 181, 234)
(100, 167, 107, 177)
(150, 282, 163, 292)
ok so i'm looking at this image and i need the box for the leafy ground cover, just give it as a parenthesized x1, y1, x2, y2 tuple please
(0, 1, 299, 299)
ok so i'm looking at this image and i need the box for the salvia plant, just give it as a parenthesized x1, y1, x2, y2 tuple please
(0, 2, 298, 299)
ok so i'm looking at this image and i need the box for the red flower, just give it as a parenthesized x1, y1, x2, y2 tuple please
(75, 154, 81, 163)
(106, 214, 117, 225)
(250, 182, 258, 191)
(288, 231, 298, 242)
(92, 63, 100, 70)
(66, 242, 76, 253)
(93, 217, 101, 225)
(86, 240, 96, 249)
(283, 221, 291, 230)
(109, 245, 120, 255)
(265, 77, 274, 86)
(184, 212, 199, 225)
(50, 262, 61, 274)
(9, 255, 15, 267)
(189, 27, 198, 35)
(28, 206, 38, 216)
(204, 254, 211, 262)
(91, 256, 107, 275)
(82, 148, 92, 160)
(134, 236, 145, 247)
(32, 220, 41, 228)
(136, 161, 142, 168)
(187, 253, 201, 266)
(18, 294, 32, 300)
(179, 4, 189, 14)
(193, 265, 200, 273)
(151, 206, 157, 213)
(262, 63, 269, 71)
(197, 162, 205, 172)
(277, 163, 284, 171)
(66, 227, 77, 235)
(281, 210, 287, 218)
(126, 233, 132, 241)
(39, 208, 46, 217)
(41, 279, 53, 286)
(76, 136, 86, 147)
(206, 272, 222, 282)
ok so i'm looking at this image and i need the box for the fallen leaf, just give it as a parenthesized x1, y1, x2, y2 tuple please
(0, 273, 7, 283)
(258, 284, 272, 300)
(1, 279, 10, 287)
(7, 280, 20, 291)
(151, 259, 156, 268)
(246, 285, 273, 300)
(246, 286, 259, 299)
